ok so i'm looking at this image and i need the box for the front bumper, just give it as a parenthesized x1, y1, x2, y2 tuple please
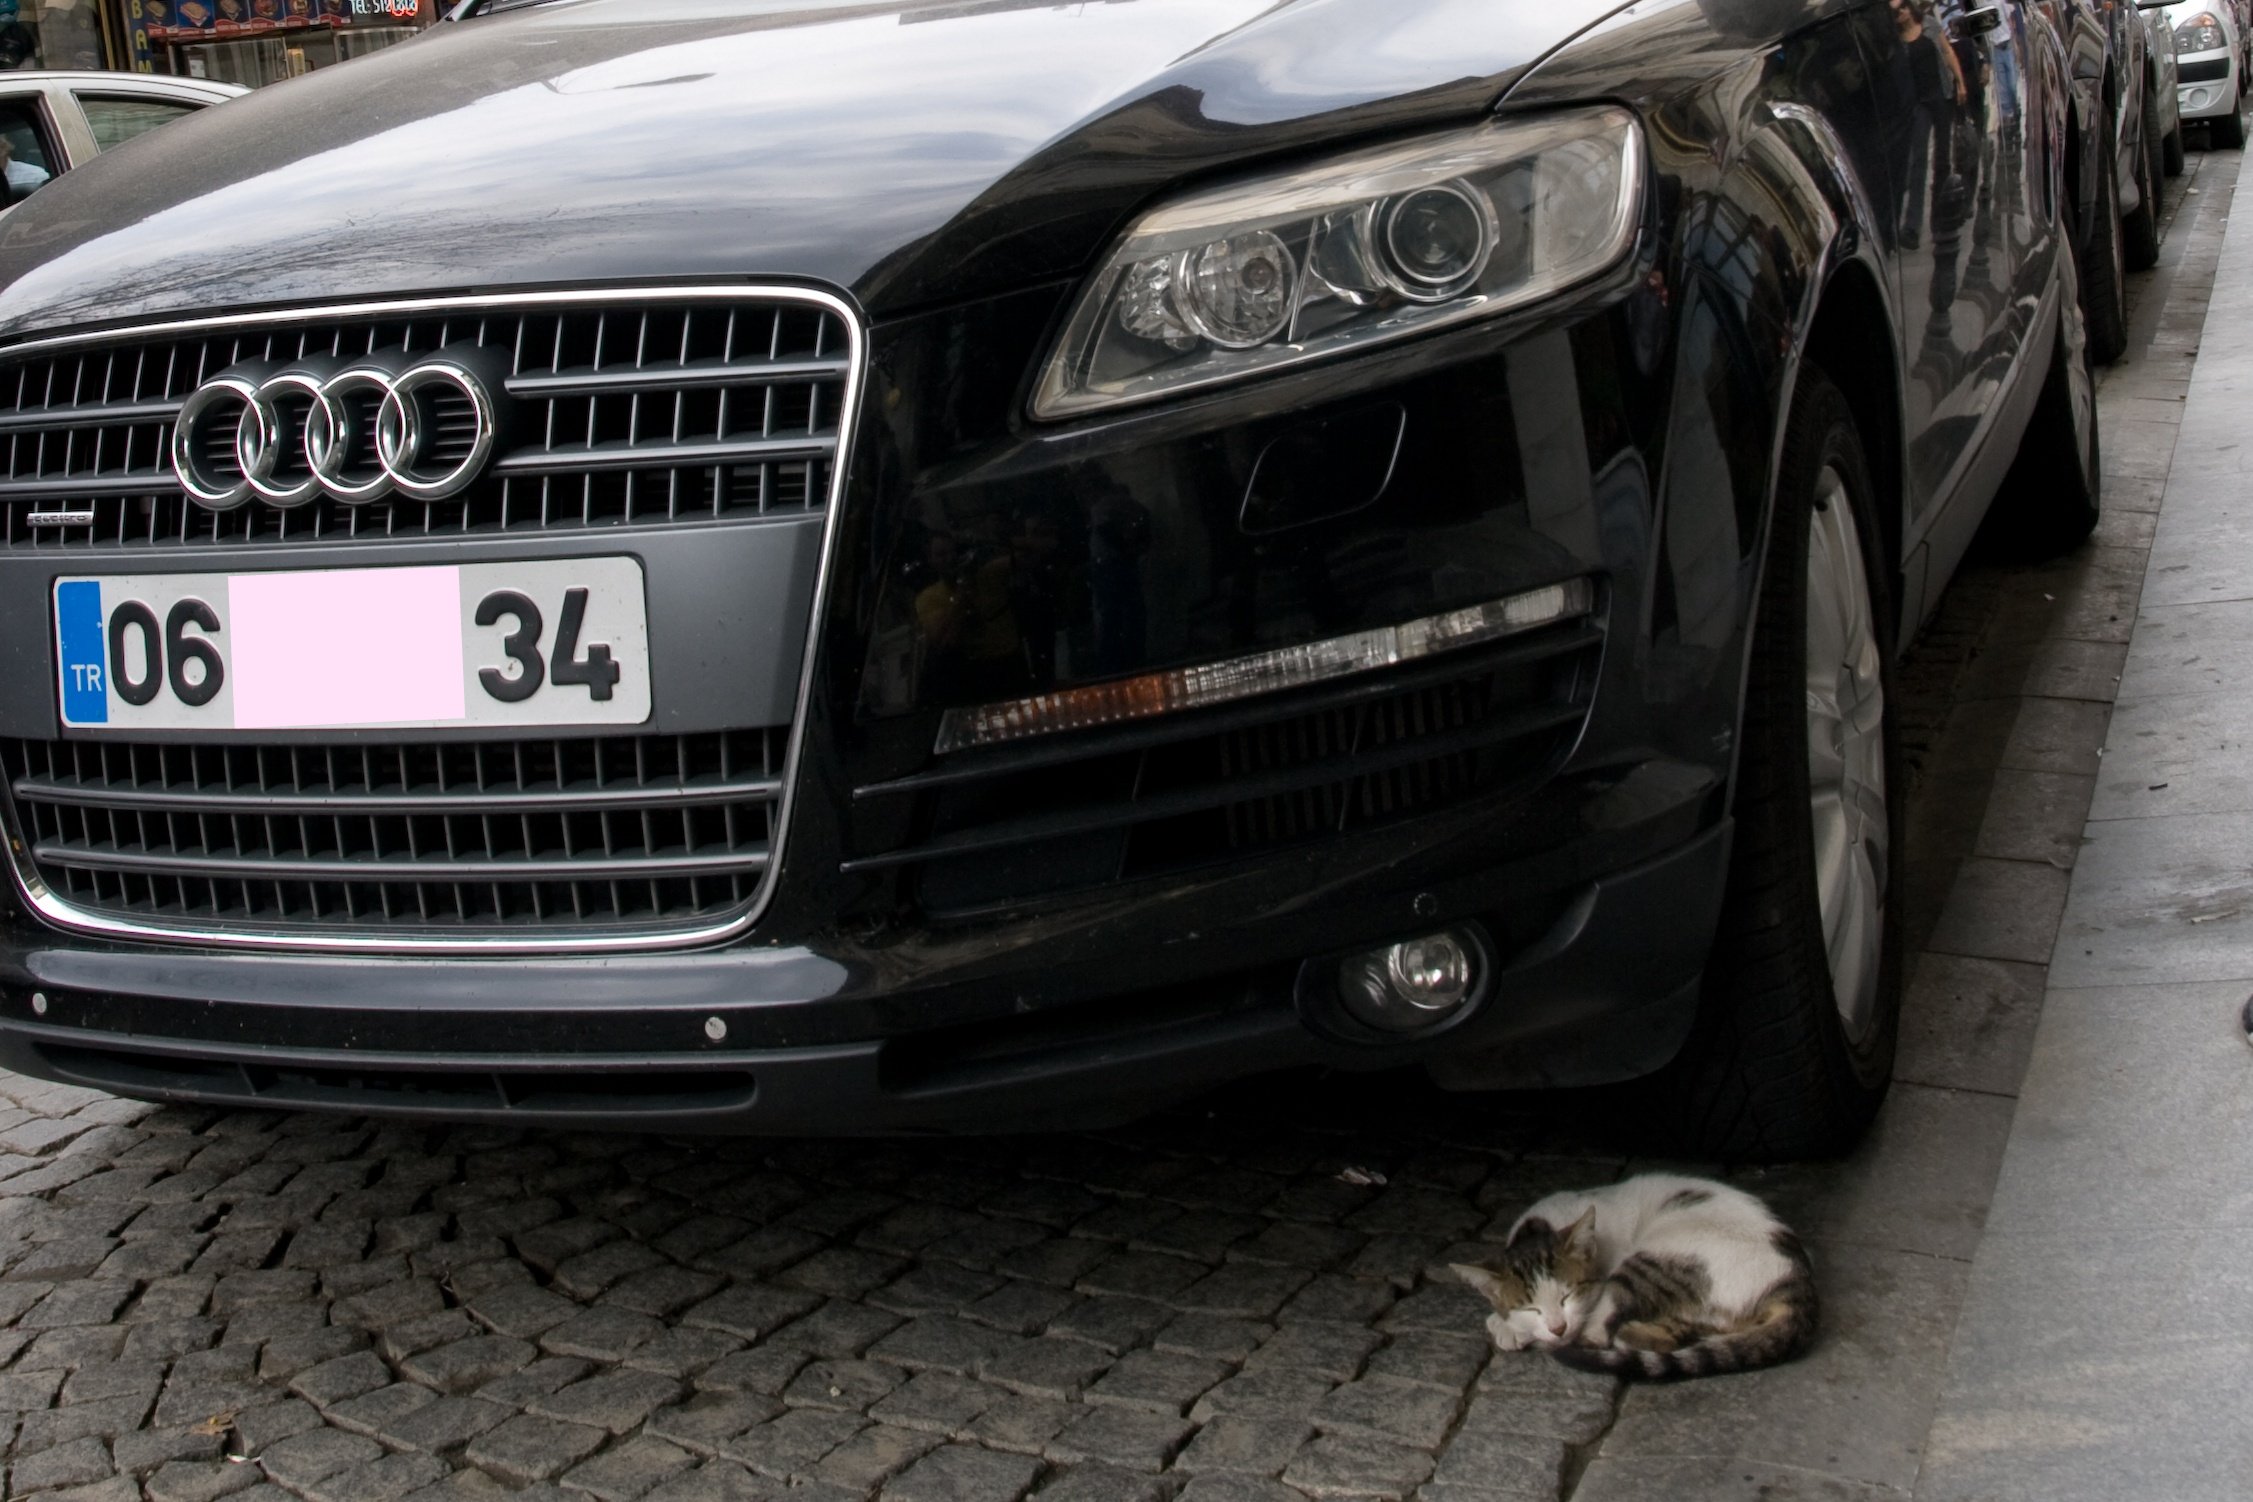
(2177, 54, 2240, 118)
(0, 818, 1727, 1131)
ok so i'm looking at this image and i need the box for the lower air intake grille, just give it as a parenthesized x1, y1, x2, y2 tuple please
(1, 730, 786, 939)
(847, 619, 1602, 916)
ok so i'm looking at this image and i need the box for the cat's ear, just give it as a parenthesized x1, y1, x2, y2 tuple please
(1450, 1264, 1510, 1305)
(1558, 1207, 1598, 1254)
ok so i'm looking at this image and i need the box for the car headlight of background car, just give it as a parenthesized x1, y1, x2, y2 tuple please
(1032, 107, 1645, 419)
(2176, 11, 2229, 51)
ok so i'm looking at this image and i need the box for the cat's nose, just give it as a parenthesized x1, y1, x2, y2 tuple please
(1546, 1317, 1567, 1336)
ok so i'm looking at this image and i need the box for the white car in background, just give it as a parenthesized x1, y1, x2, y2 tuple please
(2170, 1, 2248, 146)
(0, 72, 243, 206)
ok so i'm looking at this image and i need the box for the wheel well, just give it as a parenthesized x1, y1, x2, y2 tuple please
(1800, 263, 1903, 604)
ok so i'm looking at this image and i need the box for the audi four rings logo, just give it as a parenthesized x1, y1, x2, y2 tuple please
(171, 344, 509, 512)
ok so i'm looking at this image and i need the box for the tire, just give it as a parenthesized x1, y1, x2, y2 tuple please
(2165, 120, 2186, 177)
(1654, 367, 1902, 1162)
(1984, 233, 2103, 558)
(2079, 107, 2130, 364)
(2216, 79, 2248, 148)
(2125, 84, 2163, 270)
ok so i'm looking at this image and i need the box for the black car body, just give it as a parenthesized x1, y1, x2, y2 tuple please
(0, 0, 2102, 1153)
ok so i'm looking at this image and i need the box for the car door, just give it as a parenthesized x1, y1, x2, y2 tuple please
(1856, 0, 2035, 534)
(0, 89, 72, 206)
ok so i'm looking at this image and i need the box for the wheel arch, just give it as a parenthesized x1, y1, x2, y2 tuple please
(1797, 260, 1906, 622)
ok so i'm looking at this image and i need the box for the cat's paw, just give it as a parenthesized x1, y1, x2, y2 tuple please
(1484, 1313, 1529, 1352)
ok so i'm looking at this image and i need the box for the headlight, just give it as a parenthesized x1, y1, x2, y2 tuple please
(2177, 13, 2226, 51)
(1032, 108, 1644, 419)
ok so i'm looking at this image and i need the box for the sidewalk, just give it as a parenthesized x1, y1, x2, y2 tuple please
(1915, 148, 2253, 1501)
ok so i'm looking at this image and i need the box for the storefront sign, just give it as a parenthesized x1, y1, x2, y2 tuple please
(142, 0, 425, 44)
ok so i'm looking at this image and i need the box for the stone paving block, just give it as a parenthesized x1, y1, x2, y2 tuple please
(402, 1335, 541, 1394)
(1284, 1433, 1437, 1498)
(1247, 1324, 1383, 1383)
(1364, 1332, 1487, 1393)
(814, 1423, 945, 1491)
(1191, 1367, 1337, 1424)
(378, 1397, 512, 1455)
(647, 1392, 784, 1455)
(1175, 1479, 1304, 1502)
(979, 1337, 1113, 1400)
(465, 1415, 610, 1487)
(1045, 1298, 1171, 1355)
(543, 1307, 669, 1362)
(0, 1367, 66, 1410)
(641, 1459, 781, 1502)
(680, 1287, 827, 1344)
(328, 1381, 442, 1439)
(1074, 1251, 1202, 1303)
(1083, 1350, 1232, 1415)
(1174, 1416, 1312, 1478)
(869, 1372, 1000, 1436)
(882, 1443, 1046, 1502)
(233, 1398, 322, 1456)
(290, 1350, 393, 1407)
(12, 1436, 116, 1493)
(113, 1426, 227, 1474)
(17, 1478, 141, 1502)
(1032, 1463, 1171, 1502)
(22, 1279, 133, 1328)
(302, 1451, 450, 1502)
(16, 1393, 153, 1455)
(1314, 1376, 1462, 1449)
(719, 1407, 866, 1479)
(257, 1427, 386, 1491)
(531, 1371, 685, 1435)
(144, 1459, 264, 1502)
(470, 1284, 580, 1340)
(866, 1314, 1008, 1375)
(782, 1357, 904, 1414)
(559, 1435, 697, 1501)
(694, 1348, 808, 1398)
(965, 1396, 1075, 1456)
(477, 1356, 594, 1408)
(1046, 1405, 1194, 1473)
(962, 1281, 1078, 1337)
(258, 1326, 367, 1383)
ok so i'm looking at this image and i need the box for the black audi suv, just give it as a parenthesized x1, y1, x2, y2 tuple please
(0, 0, 2103, 1159)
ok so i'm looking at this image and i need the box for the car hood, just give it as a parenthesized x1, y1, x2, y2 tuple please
(0, 0, 1635, 338)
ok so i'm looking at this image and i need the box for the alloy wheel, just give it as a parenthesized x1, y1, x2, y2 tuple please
(1803, 466, 1888, 1045)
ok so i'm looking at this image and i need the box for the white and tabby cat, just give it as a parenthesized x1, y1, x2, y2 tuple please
(1451, 1173, 1817, 1380)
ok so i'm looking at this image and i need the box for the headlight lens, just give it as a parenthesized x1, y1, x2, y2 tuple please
(2177, 14, 2226, 51)
(1033, 107, 1643, 419)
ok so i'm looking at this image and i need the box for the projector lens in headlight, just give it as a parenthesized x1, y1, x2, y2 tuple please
(1033, 108, 1645, 418)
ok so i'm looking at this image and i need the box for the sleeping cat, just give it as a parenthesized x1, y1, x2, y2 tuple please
(1451, 1173, 1817, 1380)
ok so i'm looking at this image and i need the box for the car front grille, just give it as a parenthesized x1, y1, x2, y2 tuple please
(0, 293, 851, 549)
(1, 730, 788, 939)
(845, 619, 1603, 916)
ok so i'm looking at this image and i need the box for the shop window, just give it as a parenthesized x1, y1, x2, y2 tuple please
(79, 94, 198, 152)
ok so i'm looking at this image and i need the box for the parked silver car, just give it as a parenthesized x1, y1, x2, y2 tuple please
(2168, 0, 2247, 145)
(0, 71, 243, 205)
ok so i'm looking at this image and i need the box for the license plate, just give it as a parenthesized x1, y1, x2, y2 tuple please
(54, 559, 651, 732)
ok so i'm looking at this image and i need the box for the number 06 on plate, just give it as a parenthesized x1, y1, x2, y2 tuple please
(53, 559, 652, 733)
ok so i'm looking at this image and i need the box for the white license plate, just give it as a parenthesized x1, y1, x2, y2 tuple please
(54, 559, 651, 732)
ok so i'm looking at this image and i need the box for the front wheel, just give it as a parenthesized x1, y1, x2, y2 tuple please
(2165, 119, 2187, 177)
(1654, 367, 1902, 1162)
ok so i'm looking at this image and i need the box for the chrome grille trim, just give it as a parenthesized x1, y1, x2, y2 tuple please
(0, 284, 868, 955)
(0, 287, 855, 548)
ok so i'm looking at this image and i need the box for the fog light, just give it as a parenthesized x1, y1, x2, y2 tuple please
(1339, 930, 1480, 1033)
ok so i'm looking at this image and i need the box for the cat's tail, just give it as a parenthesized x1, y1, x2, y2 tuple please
(1552, 1233, 1819, 1381)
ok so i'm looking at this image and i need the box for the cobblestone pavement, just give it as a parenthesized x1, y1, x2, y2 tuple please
(0, 159, 2225, 1502)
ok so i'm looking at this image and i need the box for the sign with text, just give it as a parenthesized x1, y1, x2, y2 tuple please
(140, 0, 428, 45)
